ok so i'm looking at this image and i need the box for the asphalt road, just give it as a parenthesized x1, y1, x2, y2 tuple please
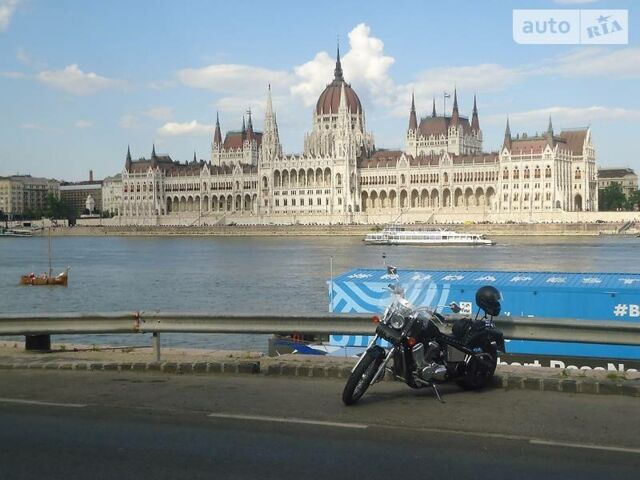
(0, 370, 638, 480)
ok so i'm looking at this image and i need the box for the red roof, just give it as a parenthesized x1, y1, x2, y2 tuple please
(558, 129, 587, 155)
(450, 153, 499, 165)
(316, 80, 362, 115)
(222, 131, 263, 150)
(418, 115, 471, 137)
(508, 138, 550, 155)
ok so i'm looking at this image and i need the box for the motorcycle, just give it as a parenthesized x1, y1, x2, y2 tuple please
(342, 266, 505, 405)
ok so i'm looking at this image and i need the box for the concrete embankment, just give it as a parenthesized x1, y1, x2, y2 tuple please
(1, 341, 637, 397)
(39, 222, 636, 237)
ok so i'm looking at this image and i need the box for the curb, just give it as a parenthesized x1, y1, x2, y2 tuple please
(1, 360, 638, 398)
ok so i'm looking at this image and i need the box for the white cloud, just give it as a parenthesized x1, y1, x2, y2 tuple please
(148, 79, 176, 90)
(343, 24, 395, 98)
(485, 106, 640, 128)
(74, 120, 93, 128)
(290, 23, 395, 107)
(145, 106, 173, 121)
(37, 64, 119, 95)
(157, 120, 214, 137)
(0, 0, 20, 32)
(214, 96, 266, 123)
(20, 122, 60, 133)
(542, 47, 640, 79)
(177, 64, 292, 94)
(0, 71, 26, 78)
(291, 51, 335, 107)
(119, 114, 141, 130)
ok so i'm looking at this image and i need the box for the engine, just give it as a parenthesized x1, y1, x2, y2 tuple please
(412, 341, 447, 382)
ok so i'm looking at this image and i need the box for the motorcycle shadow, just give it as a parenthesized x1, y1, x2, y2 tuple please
(358, 379, 499, 406)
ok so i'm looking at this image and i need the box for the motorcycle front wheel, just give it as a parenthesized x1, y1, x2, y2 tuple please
(342, 347, 384, 406)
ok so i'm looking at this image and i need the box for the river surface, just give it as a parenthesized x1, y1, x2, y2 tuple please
(1, 235, 639, 351)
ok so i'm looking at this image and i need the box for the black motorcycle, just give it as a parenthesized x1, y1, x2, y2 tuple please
(342, 267, 505, 405)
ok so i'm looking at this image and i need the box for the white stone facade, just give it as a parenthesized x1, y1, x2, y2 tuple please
(105, 51, 598, 226)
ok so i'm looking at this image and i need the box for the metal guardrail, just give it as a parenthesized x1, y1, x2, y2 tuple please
(0, 312, 639, 346)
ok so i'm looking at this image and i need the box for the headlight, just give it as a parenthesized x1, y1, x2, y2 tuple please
(389, 314, 405, 330)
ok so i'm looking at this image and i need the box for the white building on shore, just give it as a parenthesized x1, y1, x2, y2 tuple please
(104, 48, 598, 225)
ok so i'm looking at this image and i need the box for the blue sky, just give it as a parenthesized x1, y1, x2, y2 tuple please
(0, 0, 638, 181)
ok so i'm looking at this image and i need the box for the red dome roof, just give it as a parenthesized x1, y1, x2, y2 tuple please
(316, 80, 362, 115)
(315, 47, 362, 115)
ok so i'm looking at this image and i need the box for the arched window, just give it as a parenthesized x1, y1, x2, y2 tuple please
(575, 168, 582, 180)
(502, 168, 509, 180)
(545, 166, 552, 178)
(513, 168, 520, 180)
(534, 167, 541, 179)
(524, 167, 530, 179)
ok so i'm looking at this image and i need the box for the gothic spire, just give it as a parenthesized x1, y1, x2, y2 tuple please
(193, 151, 197, 163)
(213, 112, 222, 146)
(246, 109, 254, 139)
(241, 116, 246, 139)
(471, 94, 480, 132)
(451, 88, 460, 125)
(265, 84, 273, 118)
(125, 145, 132, 171)
(334, 40, 344, 82)
(151, 143, 158, 168)
(547, 116, 553, 136)
(432, 97, 436, 117)
(503, 118, 512, 149)
(408, 92, 417, 131)
(262, 83, 282, 160)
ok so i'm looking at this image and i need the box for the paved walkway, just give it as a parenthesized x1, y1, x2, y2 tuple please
(1, 340, 638, 397)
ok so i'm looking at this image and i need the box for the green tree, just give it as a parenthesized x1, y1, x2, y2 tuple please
(43, 194, 70, 219)
(626, 189, 640, 212)
(598, 182, 627, 211)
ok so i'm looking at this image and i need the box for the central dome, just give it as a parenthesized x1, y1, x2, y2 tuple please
(315, 48, 362, 115)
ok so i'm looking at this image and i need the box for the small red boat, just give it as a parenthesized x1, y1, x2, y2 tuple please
(20, 268, 69, 286)
(19, 227, 70, 287)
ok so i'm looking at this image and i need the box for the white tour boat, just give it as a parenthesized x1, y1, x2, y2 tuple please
(364, 224, 494, 246)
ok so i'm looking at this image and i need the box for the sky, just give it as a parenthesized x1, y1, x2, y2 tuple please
(0, 0, 638, 181)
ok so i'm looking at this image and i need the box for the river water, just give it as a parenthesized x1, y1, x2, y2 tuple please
(1, 235, 639, 351)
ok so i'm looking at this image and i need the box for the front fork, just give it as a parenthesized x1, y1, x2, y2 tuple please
(351, 334, 396, 385)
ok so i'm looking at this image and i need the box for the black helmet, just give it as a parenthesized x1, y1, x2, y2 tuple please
(475, 285, 502, 316)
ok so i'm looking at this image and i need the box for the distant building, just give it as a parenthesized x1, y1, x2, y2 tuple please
(59, 171, 103, 217)
(597, 167, 638, 197)
(102, 174, 122, 216)
(0, 175, 60, 217)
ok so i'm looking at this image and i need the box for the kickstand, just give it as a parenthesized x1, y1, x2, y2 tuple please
(432, 384, 445, 403)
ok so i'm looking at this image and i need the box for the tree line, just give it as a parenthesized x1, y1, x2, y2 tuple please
(598, 182, 640, 212)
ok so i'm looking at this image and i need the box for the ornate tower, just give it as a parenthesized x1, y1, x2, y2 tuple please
(211, 113, 223, 166)
(261, 84, 282, 163)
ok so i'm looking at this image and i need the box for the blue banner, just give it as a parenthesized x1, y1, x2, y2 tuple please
(328, 268, 640, 361)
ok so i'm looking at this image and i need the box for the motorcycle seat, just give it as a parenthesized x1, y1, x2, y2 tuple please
(452, 318, 472, 339)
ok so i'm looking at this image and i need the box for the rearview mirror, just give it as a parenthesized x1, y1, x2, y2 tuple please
(449, 302, 461, 314)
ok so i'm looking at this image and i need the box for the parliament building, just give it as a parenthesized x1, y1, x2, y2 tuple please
(102, 48, 598, 225)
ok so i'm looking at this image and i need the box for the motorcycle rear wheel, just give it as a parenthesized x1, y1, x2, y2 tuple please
(342, 348, 384, 406)
(456, 341, 497, 390)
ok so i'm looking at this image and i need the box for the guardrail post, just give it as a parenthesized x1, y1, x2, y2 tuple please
(152, 332, 161, 362)
(25, 334, 51, 352)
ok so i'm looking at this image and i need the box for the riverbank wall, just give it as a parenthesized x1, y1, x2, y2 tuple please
(28, 221, 638, 237)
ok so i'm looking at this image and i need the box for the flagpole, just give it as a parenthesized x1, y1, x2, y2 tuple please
(443, 91, 446, 117)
